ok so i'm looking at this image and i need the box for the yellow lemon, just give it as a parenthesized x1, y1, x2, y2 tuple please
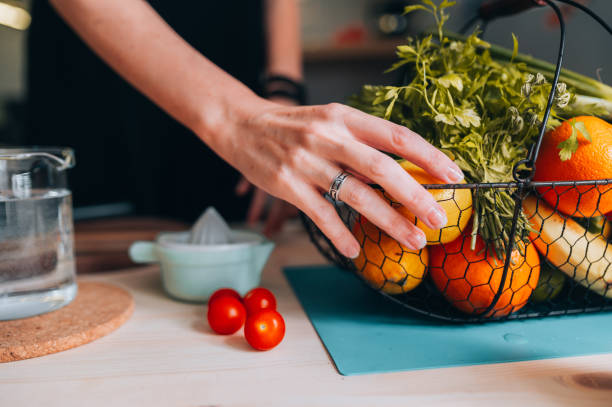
(384, 160, 473, 245)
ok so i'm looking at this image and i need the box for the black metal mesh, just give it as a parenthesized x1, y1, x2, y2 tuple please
(302, 181, 612, 322)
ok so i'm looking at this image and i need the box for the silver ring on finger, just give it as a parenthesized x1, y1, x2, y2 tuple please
(328, 171, 350, 203)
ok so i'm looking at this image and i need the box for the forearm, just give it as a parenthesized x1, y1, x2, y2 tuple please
(265, 0, 302, 80)
(50, 0, 464, 259)
(49, 0, 260, 146)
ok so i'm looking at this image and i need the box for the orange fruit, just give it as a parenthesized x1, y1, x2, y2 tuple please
(429, 233, 540, 317)
(352, 217, 428, 294)
(534, 116, 612, 217)
(380, 160, 473, 245)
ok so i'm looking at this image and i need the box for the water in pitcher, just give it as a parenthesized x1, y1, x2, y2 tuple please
(0, 188, 76, 320)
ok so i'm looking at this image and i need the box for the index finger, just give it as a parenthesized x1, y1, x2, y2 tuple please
(341, 106, 464, 184)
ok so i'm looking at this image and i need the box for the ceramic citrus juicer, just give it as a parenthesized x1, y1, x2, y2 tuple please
(129, 208, 275, 302)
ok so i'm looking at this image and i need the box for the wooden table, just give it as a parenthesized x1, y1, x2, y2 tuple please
(3, 223, 612, 407)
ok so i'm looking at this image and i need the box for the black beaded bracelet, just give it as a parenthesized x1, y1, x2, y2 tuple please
(260, 74, 307, 105)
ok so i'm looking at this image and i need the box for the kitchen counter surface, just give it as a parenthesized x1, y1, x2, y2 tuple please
(3, 223, 612, 407)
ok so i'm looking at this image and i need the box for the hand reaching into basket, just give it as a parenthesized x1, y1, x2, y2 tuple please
(50, 0, 464, 259)
(225, 101, 464, 258)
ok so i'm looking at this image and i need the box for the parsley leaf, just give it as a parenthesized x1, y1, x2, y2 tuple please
(558, 119, 592, 161)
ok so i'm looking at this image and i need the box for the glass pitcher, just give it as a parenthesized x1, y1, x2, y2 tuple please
(0, 147, 76, 320)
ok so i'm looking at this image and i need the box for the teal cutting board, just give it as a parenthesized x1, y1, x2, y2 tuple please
(284, 265, 612, 376)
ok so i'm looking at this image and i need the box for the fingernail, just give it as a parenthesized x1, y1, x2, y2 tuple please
(427, 206, 448, 229)
(410, 231, 427, 249)
(399, 226, 426, 250)
(347, 244, 361, 259)
(446, 166, 464, 183)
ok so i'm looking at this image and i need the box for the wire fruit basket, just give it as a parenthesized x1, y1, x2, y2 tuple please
(301, 0, 612, 322)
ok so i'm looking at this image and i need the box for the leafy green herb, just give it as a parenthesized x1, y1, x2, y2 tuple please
(511, 33, 519, 63)
(349, 0, 575, 255)
(443, 30, 612, 107)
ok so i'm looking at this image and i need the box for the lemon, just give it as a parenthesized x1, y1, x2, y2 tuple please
(385, 160, 473, 245)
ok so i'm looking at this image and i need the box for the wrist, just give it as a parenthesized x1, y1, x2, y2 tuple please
(192, 88, 272, 154)
(266, 96, 299, 106)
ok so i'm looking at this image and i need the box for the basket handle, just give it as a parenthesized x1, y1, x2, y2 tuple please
(478, 0, 544, 21)
(512, 0, 564, 182)
(461, 0, 612, 317)
(475, 0, 566, 318)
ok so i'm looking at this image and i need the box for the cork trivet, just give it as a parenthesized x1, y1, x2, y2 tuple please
(0, 281, 133, 363)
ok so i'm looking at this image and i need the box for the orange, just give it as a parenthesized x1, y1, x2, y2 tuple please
(429, 232, 540, 317)
(534, 116, 612, 217)
(380, 160, 473, 245)
(352, 217, 428, 294)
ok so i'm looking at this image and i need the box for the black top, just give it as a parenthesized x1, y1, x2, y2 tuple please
(26, 1, 266, 221)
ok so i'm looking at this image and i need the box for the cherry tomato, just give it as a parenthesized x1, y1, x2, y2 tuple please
(244, 310, 285, 351)
(207, 296, 246, 335)
(209, 288, 242, 306)
(243, 287, 277, 315)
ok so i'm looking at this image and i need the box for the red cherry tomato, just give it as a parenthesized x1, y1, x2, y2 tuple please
(207, 296, 246, 335)
(209, 288, 242, 306)
(244, 310, 285, 351)
(243, 287, 277, 315)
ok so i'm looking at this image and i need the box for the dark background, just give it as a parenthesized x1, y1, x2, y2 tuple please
(0, 0, 610, 221)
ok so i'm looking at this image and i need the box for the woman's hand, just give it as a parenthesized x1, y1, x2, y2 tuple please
(209, 99, 464, 259)
(234, 97, 301, 236)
